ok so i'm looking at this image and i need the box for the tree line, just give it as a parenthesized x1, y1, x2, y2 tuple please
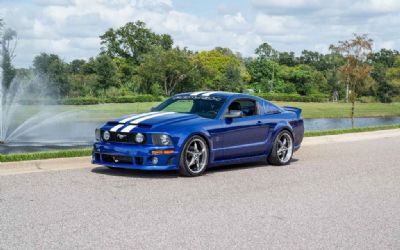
(2, 20, 400, 102)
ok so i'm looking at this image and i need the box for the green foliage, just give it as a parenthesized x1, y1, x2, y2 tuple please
(21, 20, 399, 104)
(194, 48, 248, 91)
(256, 92, 329, 102)
(100, 21, 173, 64)
(59, 95, 163, 105)
(136, 47, 201, 96)
(1, 27, 17, 91)
(92, 54, 119, 92)
(33, 53, 70, 96)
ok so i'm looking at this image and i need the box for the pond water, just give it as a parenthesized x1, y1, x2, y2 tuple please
(304, 117, 400, 131)
(0, 117, 399, 154)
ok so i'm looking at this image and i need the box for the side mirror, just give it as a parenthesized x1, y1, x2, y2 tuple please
(224, 110, 243, 119)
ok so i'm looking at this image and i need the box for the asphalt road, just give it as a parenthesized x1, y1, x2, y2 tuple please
(1, 131, 400, 249)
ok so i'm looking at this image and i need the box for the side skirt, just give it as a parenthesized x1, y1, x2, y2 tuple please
(209, 154, 268, 168)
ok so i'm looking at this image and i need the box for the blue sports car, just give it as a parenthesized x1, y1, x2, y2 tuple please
(92, 91, 304, 177)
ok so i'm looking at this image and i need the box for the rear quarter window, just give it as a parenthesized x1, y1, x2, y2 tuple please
(264, 101, 281, 114)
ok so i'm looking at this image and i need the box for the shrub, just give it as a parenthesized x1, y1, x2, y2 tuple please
(60, 97, 100, 105)
(58, 95, 164, 105)
(358, 96, 378, 103)
(255, 93, 329, 102)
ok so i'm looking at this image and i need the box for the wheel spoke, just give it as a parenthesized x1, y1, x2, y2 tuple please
(185, 138, 208, 173)
(188, 157, 196, 167)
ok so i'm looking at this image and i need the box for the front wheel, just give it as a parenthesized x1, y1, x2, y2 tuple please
(268, 130, 294, 166)
(179, 136, 209, 177)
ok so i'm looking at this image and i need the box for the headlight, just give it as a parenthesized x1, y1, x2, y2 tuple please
(135, 133, 145, 143)
(152, 134, 173, 146)
(95, 128, 101, 141)
(103, 131, 110, 141)
(160, 134, 171, 145)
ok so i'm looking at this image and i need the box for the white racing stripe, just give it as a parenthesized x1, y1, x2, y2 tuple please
(201, 91, 219, 96)
(119, 112, 158, 124)
(115, 112, 175, 133)
(110, 112, 158, 132)
(120, 125, 137, 133)
(130, 112, 176, 124)
(110, 124, 124, 132)
(190, 91, 206, 96)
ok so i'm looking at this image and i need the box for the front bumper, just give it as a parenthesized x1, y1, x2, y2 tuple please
(92, 142, 179, 170)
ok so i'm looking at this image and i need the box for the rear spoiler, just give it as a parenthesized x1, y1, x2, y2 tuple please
(283, 106, 302, 119)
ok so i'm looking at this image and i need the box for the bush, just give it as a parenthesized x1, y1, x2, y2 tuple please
(60, 97, 100, 105)
(58, 95, 164, 105)
(105, 95, 163, 103)
(358, 96, 378, 103)
(255, 93, 329, 102)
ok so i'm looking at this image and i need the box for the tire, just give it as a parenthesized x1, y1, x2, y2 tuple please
(179, 135, 209, 177)
(268, 130, 294, 166)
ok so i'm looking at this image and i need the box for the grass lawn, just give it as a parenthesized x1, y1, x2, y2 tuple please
(273, 101, 400, 119)
(63, 101, 400, 121)
(6, 101, 400, 124)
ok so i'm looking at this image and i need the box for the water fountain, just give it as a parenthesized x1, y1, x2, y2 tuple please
(0, 72, 97, 154)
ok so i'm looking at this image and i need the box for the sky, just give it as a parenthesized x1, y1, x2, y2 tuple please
(1, 0, 400, 68)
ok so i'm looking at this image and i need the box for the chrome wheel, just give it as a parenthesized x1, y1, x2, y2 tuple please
(277, 133, 293, 163)
(185, 138, 208, 174)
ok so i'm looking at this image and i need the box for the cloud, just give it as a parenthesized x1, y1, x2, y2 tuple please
(0, 0, 399, 68)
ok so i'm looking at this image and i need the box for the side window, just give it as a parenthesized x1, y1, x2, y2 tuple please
(226, 98, 259, 117)
(264, 101, 281, 114)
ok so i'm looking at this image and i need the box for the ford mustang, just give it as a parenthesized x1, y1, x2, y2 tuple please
(92, 91, 304, 176)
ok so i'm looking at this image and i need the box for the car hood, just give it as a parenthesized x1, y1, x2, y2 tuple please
(107, 112, 207, 130)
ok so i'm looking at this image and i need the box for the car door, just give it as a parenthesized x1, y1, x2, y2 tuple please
(220, 98, 269, 159)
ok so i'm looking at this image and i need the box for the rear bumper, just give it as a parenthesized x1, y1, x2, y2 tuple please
(92, 142, 179, 170)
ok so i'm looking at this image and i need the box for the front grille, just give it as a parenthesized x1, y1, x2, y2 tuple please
(102, 154, 133, 164)
(101, 131, 146, 144)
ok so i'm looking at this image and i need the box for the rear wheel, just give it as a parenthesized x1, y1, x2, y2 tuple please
(268, 130, 294, 166)
(179, 136, 209, 177)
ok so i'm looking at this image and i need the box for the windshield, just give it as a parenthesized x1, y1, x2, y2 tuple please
(153, 96, 226, 119)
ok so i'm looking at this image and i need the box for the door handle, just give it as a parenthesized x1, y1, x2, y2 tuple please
(257, 121, 262, 126)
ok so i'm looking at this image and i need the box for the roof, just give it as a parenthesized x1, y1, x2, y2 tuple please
(174, 91, 254, 99)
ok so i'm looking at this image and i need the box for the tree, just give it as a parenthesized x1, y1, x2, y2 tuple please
(246, 58, 278, 92)
(277, 51, 298, 67)
(385, 55, 400, 98)
(369, 49, 400, 102)
(194, 49, 249, 91)
(330, 34, 374, 127)
(33, 53, 70, 97)
(100, 21, 173, 64)
(255, 42, 278, 60)
(69, 59, 86, 74)
(92, 54, 119, 94)
(136, 47, 201, 96)
(1, 27, 17, 92)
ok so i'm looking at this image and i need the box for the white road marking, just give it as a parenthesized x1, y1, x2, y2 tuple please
(129, 112, 175, 124)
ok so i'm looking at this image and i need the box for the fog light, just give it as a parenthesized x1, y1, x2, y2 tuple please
(151, 157, 158, 165)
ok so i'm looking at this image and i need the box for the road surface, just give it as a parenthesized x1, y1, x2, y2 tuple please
(1, 130, 400, 249)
